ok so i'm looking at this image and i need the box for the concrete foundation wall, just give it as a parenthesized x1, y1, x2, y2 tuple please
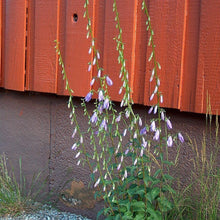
(0, 89, 217, 219)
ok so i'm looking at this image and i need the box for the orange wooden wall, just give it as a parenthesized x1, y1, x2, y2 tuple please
(0, 0, 219, 115)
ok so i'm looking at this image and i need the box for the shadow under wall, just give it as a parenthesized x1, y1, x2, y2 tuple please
(0, 89, 218, 219)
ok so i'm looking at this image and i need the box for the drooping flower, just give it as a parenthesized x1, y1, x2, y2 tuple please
(161, 111, 165, 121)
(76, 160, 81, 166)
(90, 112, 98, 123)
(98, 90, 104, 101)
(88, 47, 92, 54)
(106, 76, 113, 86)
(166, 119, 173, 130)
(153, 129, 160, 141)
(75, 151, 81, 158)
(80, 136, 83, 144)
(92, 57, 96, 65)
(88, 64, 92, 72)
(120, 155, 124, 163)
(142, 137, 147, 148)
(150, 93, 154, 101)
(124, 169, 128, 179)
(97, 69, 101, 77)
(157, 78, 160, 86)
(97, 51, 100, 59)
(119, 87, 123, 94)
(154, 105, 158, 114)
(140, 127, 147, 135)
(116, 115, 121, 122)
(160, 95, 163, 103)
(125, 110, 130, 118)
(94, 178, 100, 188)
(178, 132, 184, 143)
(148, 106, 154, 114)
(134, 158, 138, 166)
(90, 78, 95, 86)
(167, 136, 173, 147)
(123, 129, 127, 137)
(139, 117, 142, 127)
(154, 86, 158, 94)
(133, 132, 137, 139)
(150, 68, 155, 82)
(125, 148, 129, 155)
(85, 91, 92, 102)
(120, 100, 124, 107)
(140, 148, 144, 157)
(71, 143, 77, 151)
(93, 167, 98, 173)
(103, 98, 110, 109)
(100, 118, 107, 131)
(117, 163, 121, 171)
(103, 185, 106, 192)
(150, 121, 156, 132)
(72, 127, 77, 138)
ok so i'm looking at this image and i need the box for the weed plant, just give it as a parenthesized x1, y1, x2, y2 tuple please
(0, 154, 45, 217)
(55, 0, 184, 219)
(55, 0, 219, 219)
(185, 114, 219, 219)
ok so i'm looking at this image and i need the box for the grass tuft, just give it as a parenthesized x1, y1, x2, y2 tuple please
(0, 154, 46, 217)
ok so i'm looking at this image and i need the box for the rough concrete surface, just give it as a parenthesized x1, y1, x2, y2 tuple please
(0, 89, 218, 219)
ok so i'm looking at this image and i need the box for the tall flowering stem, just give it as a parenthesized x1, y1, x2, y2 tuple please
(55, 0, 185, 219)
(55, 41, 93, 173)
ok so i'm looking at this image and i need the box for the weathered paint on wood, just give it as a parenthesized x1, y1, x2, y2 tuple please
(2, 0, 26, 91)
(0, 0, 219, 114)
(27, 0, 59, 93)
(195, 1, 220, 115)
(144, 0, 186, 109)
(57, 0, 93, 97)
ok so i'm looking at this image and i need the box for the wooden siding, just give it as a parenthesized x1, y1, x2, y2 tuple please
(0, 0, 219, 114)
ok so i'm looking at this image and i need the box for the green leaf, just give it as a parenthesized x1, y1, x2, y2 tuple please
(147, 187, 160, 203)
(134, 213, 145, 220)
(131, 200, 145, 209)
(163, 174, 174, 181)
(162, 184, 176, 194)
(153, 169, 161, 178)
(147, 208, 163, 220)
(158, 197, 173, 212)
(123, 214, 133, 220)
(115, 214, 122, 220)
(96, 208, 105, 220)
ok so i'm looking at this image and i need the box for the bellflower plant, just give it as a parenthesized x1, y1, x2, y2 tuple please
(55, 0, 184, 219)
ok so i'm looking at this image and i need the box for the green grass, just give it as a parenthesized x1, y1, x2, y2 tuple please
(168, 113, 220, 220)
(0, 154, 46, 217)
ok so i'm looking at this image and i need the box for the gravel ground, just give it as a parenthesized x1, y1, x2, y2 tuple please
(0, 205, 91, 220)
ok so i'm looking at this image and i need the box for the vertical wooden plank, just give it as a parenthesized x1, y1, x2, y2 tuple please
(57, 0, 93, 97)
(56, 0, 65, 94)
(2, 0, 26, 91)
(28, 0, 59, 93)
(103, 0, 135, 102)
(132, 0, 148, 105)
(144, 0, 186, 109)
(179, 0, 201, 113)
(90, 0, 106, 93)
(194, 0, 220, 114)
